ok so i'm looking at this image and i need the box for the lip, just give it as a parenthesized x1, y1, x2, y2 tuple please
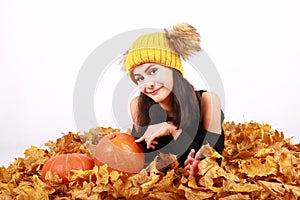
(148, 87, 162, 95)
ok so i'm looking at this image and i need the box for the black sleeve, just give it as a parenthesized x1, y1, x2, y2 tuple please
(131, 124, 224, 167)
(171, 127, 224, 167)
(196, 125, 225, 155)
(130, 124, 139, 138)
(169, 130, 200, 167)
(132, 124, 199, 167)
(202, 130, 224, 165)
(131, 125, 146, 138)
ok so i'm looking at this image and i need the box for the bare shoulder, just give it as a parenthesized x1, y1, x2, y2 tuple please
(200, 91, 222, 133)
(201, 91, 221, 107)
(130, 96, 139, 110)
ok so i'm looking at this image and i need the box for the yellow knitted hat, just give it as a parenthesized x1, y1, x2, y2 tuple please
(125, 32, 183, 74)
(123, 23, 201, 76)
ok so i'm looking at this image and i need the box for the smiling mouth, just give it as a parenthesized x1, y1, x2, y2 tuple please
(148, 87, 162, 95)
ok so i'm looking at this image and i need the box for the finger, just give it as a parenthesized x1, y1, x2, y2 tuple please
(190, 162, 199, 176)
(184, 163, 190, 171)
(191, 160, 200, 176)
(184, 149, 195, 165)
(188, 149, 196, 158)
(147, 141, 155, 149)
(184, 156, 193, 167)
(149, 141, 158, 149)
(146, 141, 151, 149)
(194, 149, 202, 160)
(135, 137, 145, 143)
(152, 141, 158, 145)
(146, 136, 156, 149)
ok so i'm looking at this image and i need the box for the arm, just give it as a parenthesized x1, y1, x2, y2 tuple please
(135, 122, 182, 149)
(201, 92, 222, 134)
(130, 96, 139, 127)
(130, 97, 182, 149)
(185, 92, 224, 175)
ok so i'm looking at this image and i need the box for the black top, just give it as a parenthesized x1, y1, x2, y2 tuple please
(131, 90, 225, 167)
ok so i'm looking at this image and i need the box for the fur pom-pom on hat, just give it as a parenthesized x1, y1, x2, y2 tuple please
(164, 23, 201, 60)
(122, 23, 201, 75)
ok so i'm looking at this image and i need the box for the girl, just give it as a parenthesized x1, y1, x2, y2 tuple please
(122, 23, 224, 175)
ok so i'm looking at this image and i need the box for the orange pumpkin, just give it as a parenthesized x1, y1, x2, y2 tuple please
(41, 153, 94, 183)
(94, 132, 145, 173)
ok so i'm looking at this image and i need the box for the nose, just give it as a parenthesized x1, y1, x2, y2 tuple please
(139, 81, 154, 91)
(145, 81, 155, 88)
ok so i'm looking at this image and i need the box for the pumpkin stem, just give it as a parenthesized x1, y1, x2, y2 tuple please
(108, 132, 116, 139)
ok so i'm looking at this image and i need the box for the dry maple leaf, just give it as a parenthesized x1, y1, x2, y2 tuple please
(1, 122, 300, 199)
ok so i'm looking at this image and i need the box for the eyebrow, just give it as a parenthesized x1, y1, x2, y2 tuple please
(133, 64, 156, 77)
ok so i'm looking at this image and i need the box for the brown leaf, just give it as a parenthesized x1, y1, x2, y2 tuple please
(2, 122, 300, 199)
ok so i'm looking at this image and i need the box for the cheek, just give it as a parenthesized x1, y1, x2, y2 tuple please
(163, 79, 173, 91)
(138, 85, 146, 93)
(162, 70, 174, 90)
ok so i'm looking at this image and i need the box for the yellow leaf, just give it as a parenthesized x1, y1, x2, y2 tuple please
(178, 184, 214, 200)
(239, 156, 277, 177)
(226, 182, 262, 192)
(218, 193, 250, 200)
(140, 173, 160, 194)
(284, 184, 300, 199)
(153, 169, 175, 192)
(95, 165, 110, 185)
(259, 180, 285, 197)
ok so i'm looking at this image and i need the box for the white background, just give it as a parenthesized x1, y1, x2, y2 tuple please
(1, 0, 299, 167)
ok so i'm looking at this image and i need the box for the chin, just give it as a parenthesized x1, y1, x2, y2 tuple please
(145, 94, 162, 103)
(152, 97, 164, 103)
(151, 93, 170, 103)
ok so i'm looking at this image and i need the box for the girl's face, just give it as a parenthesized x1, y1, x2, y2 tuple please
(132, 63, 174, 103)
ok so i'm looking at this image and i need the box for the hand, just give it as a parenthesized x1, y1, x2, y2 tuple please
(184, 145, 212, 176)
(135, 122, 182, 149)
(184, 149, 200, 176)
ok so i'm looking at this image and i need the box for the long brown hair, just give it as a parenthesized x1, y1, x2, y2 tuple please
(135, 68, 201, 133)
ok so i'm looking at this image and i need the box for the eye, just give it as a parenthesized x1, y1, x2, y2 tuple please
(135, 76, 144, 83)
(149, 68, 157, 75)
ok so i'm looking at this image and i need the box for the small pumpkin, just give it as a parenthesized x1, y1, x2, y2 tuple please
(94, 132, 145, 173)
(41, 153, 94, 183)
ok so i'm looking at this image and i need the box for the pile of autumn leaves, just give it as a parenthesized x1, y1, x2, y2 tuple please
(0, 122, 300, 200)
